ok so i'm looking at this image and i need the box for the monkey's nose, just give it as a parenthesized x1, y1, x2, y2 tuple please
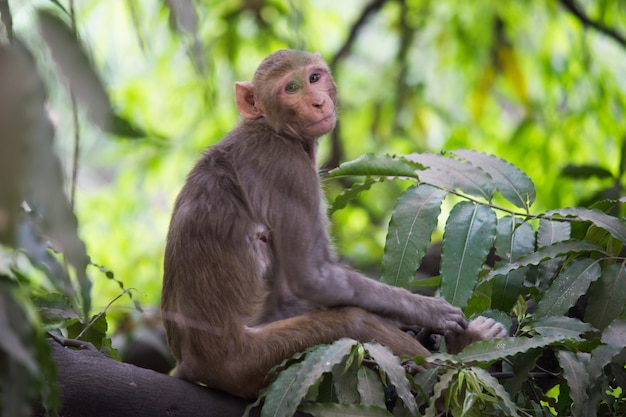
(312, 96, 325, 108)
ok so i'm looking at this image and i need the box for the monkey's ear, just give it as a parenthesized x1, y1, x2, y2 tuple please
(235, 82, 263, 119)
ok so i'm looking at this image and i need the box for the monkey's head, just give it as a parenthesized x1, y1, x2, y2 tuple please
(235, 49, 337, 141)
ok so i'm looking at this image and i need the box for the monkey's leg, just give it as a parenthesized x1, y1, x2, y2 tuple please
(216, 306, 431, 398)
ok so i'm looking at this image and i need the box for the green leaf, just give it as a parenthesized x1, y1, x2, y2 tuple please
(492, 217, 535, 312)
(537, 218, 571, 247)
(381, 184, 447, 288)
(486, 241, 607, 280)
(557, 351, 590, 417)
(441, 202, 497, 309)
(298, 402, 393, 416)
(262, 339, 356, 417)
(535, 258, 601, 318)
(364, 342, 417, 414)
(452, 149, 536, 210)
(472, 367, 520, 417)
(545, 207, 626, 244)
(588, 317, 626, 380)
(424, 368, 457, 417)
(329, 177, 384, 214)
(561, 164, 614, 179)
(585, 262, 626, 330)
(533, 316, 595, 339)
(329, 154, 420, 179)
(405, 152, 495, 200)
(451, 336, 580, 364)
(332, 360, 360, 405)
(357, 366, 386, 408)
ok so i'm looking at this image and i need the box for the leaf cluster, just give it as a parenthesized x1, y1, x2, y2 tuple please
(257, 150, 626, 416)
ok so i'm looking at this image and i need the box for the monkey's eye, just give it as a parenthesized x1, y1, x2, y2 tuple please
(285, 81, 300, 94)
(309, 73, 321, 83)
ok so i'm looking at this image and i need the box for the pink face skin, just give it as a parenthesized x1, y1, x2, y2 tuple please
(275, 64, 337, 139)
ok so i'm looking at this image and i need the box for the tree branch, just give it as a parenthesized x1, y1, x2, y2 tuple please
(559, 0, 626, 50)
(35, 341, 311, 417)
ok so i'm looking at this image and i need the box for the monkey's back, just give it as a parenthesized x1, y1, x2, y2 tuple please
(161, 119, 323, 361)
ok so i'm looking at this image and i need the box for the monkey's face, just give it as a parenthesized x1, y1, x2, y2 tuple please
(270, 63, 337, 140)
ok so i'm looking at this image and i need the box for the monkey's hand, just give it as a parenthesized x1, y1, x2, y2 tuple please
(408, 295, 468, 335)
(444, 316, 508, 354)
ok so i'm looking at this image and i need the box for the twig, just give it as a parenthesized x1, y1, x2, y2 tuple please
(330, 0, 389, 70)
(48, 333, 98, 351)
(559, 0, 626, 50)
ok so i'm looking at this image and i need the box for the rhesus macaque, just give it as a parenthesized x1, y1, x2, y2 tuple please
(161, 49, 506, 398)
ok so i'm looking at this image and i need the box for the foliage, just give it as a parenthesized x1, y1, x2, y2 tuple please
(1, 0, 626, 416)
(254, 151, 626, 416)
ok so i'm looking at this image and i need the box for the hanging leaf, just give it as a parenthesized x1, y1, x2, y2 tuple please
(37, 10, 150, 139)
(588, 317, 626, 381)
(472, 367, 521, 417)
(535, 258, 601, 318)
(585, 262, 626, 331)
(404, 153, 495, 200)
(452, 149, 536, 210)
(424, 368, 457, 417)
(492, 217, 534, 312)
(557, 351, 590, 417)
(381, 184, 447, 289)
(441, 202, 497, 309)
(486, 241, 606, 280)
(329, 154, 420, 179)
(328, 177, 384, 214)
(261, 339, 355, 417)
(545, 207, 626, 244)
(364, 342, 417, 414)
(356, 366, 386, 408)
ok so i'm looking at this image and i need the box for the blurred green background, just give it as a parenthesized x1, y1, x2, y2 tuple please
(10, 0, 626, 318)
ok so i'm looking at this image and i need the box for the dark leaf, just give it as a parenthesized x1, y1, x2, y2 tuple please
(382, 184, 447, 289)
(441, 202, 497, 309)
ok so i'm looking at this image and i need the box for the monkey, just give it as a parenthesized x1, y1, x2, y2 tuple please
(161, 49, 507, 399)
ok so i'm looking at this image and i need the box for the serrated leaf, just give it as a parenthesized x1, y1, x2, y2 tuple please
(329, 154, 420, 179)
(357, 366, 386, 408)
(453, 149, 536, 209)
(535, 258, 601, 318)
(364, 342, 417, 414)
(561, 164, 614, 179)
(452, 336, 577, 363)
(492, 217, 534, 312)
(545, 207, 626, 244)
(537, 218, 571, 248)
(486, 241, 606, 280)
(588, 317, 626, 380)
(405, 153, 495, 200)
(381, 184, 446, 288)
(533, 316, 594, 339)
(441, 202, 497, 309)
(472, 367, 520, 417)
(328, 177, 383, 214)
(585, 262, 626, 330)
(557, 351, 590, 417)
(424, 368, 457, 417)
(262, 339, 356, 417)
(298, 402, 393, 416)
(332, 361, 360, 405)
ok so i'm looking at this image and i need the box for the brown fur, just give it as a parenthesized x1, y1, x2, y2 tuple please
(161, 50, 506, 399)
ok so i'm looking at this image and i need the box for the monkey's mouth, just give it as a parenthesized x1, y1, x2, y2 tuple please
(309, 114, 335, 126)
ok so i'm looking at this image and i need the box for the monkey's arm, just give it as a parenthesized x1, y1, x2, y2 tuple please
(270, 191, 467, 334)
